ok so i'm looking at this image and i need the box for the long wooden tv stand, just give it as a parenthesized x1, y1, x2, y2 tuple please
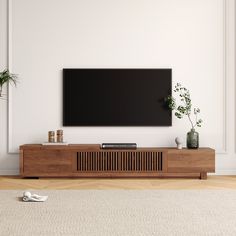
(20, 144, 215, 179)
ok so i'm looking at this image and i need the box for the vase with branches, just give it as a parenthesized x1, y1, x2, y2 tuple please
(0, 69, 17, 99)
(166, 83, 203, 149)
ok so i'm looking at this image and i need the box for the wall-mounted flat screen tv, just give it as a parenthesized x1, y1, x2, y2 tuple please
(63, 68, 172, 126)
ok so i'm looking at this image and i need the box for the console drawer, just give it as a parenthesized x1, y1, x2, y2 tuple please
(167, 149, 215, 173)
(23, 150, 74, 176)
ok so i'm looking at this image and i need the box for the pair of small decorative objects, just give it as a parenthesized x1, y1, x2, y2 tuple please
(48, 130, 63, 143)
(175, 133, 199, 149)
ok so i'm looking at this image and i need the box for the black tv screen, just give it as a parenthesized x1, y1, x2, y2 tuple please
(63, 69, 172, 126)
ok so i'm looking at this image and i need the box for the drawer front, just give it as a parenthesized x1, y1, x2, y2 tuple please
(167, 150, 215, 173)
(23, 150, 74, 175)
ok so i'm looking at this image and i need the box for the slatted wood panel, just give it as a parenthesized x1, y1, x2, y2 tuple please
(76, 151, 163, 172)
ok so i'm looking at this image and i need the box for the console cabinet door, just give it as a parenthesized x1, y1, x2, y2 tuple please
(23, 150, 75, 176)
(167, 149, 215, 173)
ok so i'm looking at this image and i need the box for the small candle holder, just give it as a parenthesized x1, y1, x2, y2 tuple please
(57, 129, 63, 143)
(48, 131, 55, 143)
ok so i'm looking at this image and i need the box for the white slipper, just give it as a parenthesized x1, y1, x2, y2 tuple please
(22, 191, 48, 202)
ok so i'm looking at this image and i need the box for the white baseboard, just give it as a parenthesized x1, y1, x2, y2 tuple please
(0, 169, 19, 175)
(215, 170, 236, 175)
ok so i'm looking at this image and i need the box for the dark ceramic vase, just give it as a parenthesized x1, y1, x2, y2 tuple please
(187, 129, 199, 149)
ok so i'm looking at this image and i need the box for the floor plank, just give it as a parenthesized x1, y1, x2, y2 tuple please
(0, 176, 236, 189)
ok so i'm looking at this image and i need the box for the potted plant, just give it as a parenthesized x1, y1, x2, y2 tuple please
(166, 83, 203, 149)
(0, 69, 17, 99)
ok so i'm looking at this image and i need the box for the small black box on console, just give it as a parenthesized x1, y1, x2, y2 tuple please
(101, 143, 137, 149)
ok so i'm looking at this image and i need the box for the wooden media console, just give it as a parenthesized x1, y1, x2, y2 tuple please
(20, 144, 215, 179)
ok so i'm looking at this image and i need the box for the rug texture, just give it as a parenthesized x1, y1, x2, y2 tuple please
(0, 190, 236, 236)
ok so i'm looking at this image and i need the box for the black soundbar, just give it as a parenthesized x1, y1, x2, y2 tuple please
(101, 143, 137, 149)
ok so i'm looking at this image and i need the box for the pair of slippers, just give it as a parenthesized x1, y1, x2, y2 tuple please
(22, 191, 48, 202)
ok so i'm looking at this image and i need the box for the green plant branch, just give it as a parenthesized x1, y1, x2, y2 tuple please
(187, 114, 194, 129)
(166, 83, 202, 130)
(179, 87, 195, 129)
(193, 112, 198, 129)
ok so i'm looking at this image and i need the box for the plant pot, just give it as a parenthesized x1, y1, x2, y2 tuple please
(187, 129, 199, 149)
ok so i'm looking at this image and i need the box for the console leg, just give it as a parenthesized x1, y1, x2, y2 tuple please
(200, 172, 207, 180)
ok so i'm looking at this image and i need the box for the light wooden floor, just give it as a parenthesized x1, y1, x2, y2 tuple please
(0, 176, 236, 189)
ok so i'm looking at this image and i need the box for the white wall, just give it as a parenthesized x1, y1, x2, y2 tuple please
(0, 0, 235, 175)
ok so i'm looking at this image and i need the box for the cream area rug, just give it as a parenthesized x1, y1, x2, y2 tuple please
(1, 190, 236, 236)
